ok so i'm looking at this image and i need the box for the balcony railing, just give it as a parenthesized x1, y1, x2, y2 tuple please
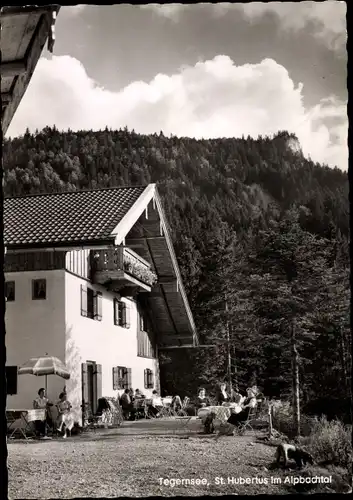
(91, 247, 157, 287)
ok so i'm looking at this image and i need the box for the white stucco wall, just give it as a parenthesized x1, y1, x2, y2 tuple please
(5, 266, 160, 425)
(65, 272, 160, 424)
(5, 270, 66, 410)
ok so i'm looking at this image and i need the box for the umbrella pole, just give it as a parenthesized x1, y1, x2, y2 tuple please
(45, 374, 48, 394)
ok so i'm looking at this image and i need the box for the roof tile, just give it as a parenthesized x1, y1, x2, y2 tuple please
(4, 186, 146, 248)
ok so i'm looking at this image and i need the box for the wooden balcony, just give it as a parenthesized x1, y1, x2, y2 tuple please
(90, 247, 157, 294)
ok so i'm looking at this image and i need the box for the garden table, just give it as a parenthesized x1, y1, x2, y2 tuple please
(197, 405, 233, 423)
(7, 409, 46, 439)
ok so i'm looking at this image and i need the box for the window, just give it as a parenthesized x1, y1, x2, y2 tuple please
(144, 369, 154, 389)
(5, 281, 15, 302)
(6, 366, 18, 395)
(112, 366, 132, 390)
(32, 279, 46, 300)
(113, 299, 130, 328)
(139, 311, 145, 332)
(81, 285, 102, 320)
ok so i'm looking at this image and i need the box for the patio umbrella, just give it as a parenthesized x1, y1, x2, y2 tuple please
(18, 355, 70, 393)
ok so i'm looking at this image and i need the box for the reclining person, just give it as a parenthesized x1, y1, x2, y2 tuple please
(227, 387, 257, 429)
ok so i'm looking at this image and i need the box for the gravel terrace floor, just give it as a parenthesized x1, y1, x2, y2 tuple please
(8, 418, 335, 498)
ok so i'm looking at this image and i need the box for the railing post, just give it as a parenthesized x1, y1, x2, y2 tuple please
(115, 246, 123, 270)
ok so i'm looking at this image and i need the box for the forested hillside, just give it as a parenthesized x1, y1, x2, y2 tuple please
(3, 127, 350, 414)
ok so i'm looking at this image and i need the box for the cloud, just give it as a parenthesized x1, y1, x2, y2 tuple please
(7, 55, 348, 170)
(140, 3, 185, 21)
(141, 2, 347, 51)
(60, 5, 86, 17)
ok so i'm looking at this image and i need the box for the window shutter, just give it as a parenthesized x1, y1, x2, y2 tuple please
(95, 364, 102, 404)
(81, 285, 88, 317)
(94, 291, 102, 321)
(122, 303, 126, 327)
(146, 369, 154, 389)
(118, 367, 124, 389)
(113, 367, 119, 390)
(122, 303, 130, 328)
(127, 368, 132, 389)
(113, 299, 117, 326)
(144, 369, 148, 389)
(81, 363, 89, 410)
(122, 367, 128, 389)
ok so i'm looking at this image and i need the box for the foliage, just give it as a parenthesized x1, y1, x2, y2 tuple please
(123, 259, 157, 286)
(299, 417, 352, 470)
(3, 127, 350, 411)
(271, 400, 318, 438)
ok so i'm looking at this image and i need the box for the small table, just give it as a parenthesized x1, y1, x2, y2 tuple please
(7, 409, 45, 439)
(197, 406, 233, 423)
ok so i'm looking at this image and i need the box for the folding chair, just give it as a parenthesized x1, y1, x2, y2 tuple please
(7, 410, 28, 439)
(174, 396, 189, 417)
(82, 403, 99, 432)
(133, 399, 146, 420)
(174, 398, 193, 432)
(105, 397, 124, 426)
(235, 405, 257, 435)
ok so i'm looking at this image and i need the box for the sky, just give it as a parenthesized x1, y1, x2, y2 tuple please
(7, 2, 348, 170)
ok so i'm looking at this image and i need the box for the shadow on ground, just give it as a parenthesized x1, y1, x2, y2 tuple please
(8, 418, 216, 444)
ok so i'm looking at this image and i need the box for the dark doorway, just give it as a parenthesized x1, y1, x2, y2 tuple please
(81, 361, 102, 415)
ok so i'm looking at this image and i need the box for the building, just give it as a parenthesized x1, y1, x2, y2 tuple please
(1, 5, 60, 135)
(4, 184, 198, 424)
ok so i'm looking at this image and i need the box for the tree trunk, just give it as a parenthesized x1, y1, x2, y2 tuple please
(291, 320, 301, 437)
(231, 346, 239, 393)
(340, 326, 351, 395)
(225, 299, 233, 395)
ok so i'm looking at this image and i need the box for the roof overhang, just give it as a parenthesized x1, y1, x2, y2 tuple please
(111, 184, 199, 348)
(1, 5, 60, 135)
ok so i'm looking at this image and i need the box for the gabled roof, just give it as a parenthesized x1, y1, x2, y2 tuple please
(4, 186, 146, 248)
(4, 184, 198, 347)
(1, 5, 60, 135)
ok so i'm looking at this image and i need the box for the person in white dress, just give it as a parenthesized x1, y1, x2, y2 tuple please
(56, 392, 74, 438)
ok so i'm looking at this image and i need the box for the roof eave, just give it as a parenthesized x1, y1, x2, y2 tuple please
(1, 4, 60, 135)
(110, 184, 157, 244)
(110, 184, 198, 343)
(0, 5, 60, 17)
(153, 188, 198, 342)
(5, 238, 116, 252)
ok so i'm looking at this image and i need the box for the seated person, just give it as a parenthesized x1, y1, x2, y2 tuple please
(148, 390, 163, 417)
(133, 389, 146, 419)
(56, 392, 74, 438)
(216, 383, 229, 405)
(128, 388, 135, 402)
(134, 389, 145, 399)
(227, 387, 257, 428)
(120, 389, 137, 420)
(196, 388, 209, 409)
(33, 388, 53, 437)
